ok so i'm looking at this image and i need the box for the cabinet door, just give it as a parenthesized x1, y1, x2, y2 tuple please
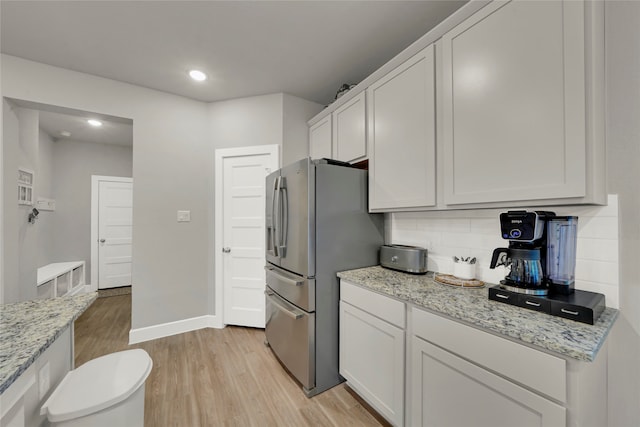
(309, 115, 332, 159)
(340, 301, 404, 426)
(368, 45, 436, 211)
(411, 336, 565, 427)
(332, 92, 366, 163)
(442, 0, 586, 205)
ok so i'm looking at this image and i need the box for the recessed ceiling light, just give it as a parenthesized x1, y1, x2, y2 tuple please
(189, 70, 207, 82)
(87, 119, 103, 127)
(60, 131, 71, 137)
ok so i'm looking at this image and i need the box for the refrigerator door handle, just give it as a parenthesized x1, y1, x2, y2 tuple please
(273, 176, 281, 258)
(267, 176, 279, 258)
(279, 177, 288, 257)
(265, 265, 304, 287)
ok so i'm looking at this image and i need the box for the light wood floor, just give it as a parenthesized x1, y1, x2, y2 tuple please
(74, 294, 388, 427)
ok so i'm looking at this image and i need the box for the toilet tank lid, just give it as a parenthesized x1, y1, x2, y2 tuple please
(41, 349, 153, 422)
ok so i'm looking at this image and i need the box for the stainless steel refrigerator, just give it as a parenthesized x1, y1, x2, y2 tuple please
(264, 158, 384, 397)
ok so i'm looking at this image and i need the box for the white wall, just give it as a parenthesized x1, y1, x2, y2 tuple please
(2, 54, 210, 329)
(282, 93, 323, 166)
(604, 2, 640, 426)
(1, 11, 4, 302)
(1, 104, 42, 302)
(51, 139, 133, 282)
(16, 108, 39, 301)
(3, 99, 20, 302)
(207, 93, 284, 150)
(37, 128, 55, 269)
(2, 56, 319, 330)
(206, 93, 319, 314)
(206, 93, 286, 315)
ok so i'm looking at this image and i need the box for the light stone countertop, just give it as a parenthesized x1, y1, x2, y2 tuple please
(337, 266, 618, 362)
(0, 292, 97, 394)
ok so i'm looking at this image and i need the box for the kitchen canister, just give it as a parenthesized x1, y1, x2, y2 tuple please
(453, 260, 476, 280)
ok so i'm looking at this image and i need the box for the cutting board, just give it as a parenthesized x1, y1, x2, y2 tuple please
(434, 274, 484, 288)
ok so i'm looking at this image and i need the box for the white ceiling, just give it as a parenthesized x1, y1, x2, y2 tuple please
(37, 110, 133, 147)
(1, 0, 467, 106)
(7, 98, 134, 146)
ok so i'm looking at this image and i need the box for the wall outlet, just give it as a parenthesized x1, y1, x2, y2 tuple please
(39, 362, 50, 400)
(177, 210, 191, 222)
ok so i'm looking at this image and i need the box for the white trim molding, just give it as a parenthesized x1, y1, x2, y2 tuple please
(129, 315, 225, 344)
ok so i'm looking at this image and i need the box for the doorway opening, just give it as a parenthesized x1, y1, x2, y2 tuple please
(1, 97, 133, 302)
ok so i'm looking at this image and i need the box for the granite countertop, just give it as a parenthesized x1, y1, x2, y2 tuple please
(338, 266, 618, 362)
(0, 292, 97, 394)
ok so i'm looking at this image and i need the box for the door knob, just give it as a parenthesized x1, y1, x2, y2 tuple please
(222, 247, 231, 253)
(99, 239, 106, 243)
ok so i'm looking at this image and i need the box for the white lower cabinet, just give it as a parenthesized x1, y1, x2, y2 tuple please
(340, 283, 608, 427)
(339, 282, 405, 426)
(411, 336, 565, 427)
(0, 327, 72, 427)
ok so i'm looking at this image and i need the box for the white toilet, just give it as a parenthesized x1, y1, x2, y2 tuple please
(41, 349, 153, 427)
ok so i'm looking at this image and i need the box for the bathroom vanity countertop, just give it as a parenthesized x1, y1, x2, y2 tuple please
(338, 266, 618, 362)
(0, 292, 97, 394)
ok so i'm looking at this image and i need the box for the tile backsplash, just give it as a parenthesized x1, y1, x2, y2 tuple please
(387, 195, 620, 308)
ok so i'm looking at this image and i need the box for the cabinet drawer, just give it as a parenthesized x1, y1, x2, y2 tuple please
(340, 281, 405, 328)
(412, 307, 566, 403)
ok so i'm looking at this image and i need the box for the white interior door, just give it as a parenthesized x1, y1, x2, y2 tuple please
(217, 145, 279, 328)
(97, 179, 133, 289)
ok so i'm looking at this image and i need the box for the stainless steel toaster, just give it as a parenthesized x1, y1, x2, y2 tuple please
(380, 244, 428, 274)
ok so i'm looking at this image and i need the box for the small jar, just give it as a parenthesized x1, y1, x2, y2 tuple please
(453, 262, 476, 280)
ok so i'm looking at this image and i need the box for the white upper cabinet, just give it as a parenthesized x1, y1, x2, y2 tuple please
(306, 0, 604, 210)
(309, 115, 332, 160)
(442, 0, 596, 206)
(332, 92, 367, 163)
(368, 45, 436, 211)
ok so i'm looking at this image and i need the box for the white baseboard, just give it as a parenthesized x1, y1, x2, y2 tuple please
(129, 314, 225, 344)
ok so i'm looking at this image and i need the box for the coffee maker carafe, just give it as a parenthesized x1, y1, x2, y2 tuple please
(490, 211, 556, 295)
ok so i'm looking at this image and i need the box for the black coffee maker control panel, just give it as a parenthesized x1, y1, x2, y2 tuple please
(499, 210, 554, 242)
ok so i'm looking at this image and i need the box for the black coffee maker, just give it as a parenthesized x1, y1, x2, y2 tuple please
(490, 210, 556, 295)
(489, 211, 606, 325)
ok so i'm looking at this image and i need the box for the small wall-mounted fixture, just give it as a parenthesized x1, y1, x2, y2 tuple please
(28, 208, 40, 224)
(18, 167, 35, 205)
(36, 197, 56, 212)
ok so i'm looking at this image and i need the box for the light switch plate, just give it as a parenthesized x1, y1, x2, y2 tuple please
(177, 210, 191, 222)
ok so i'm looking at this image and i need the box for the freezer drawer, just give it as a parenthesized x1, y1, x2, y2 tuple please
(265, 264, 315, 312)
(265, 288, 315, 392)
